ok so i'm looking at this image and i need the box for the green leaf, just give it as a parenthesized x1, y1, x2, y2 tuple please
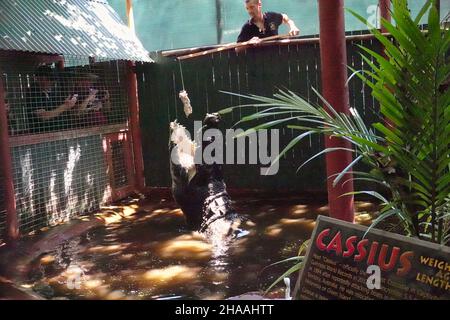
(341, 191, 389, 204)
(269, 131, 315, 170)
(233, 116, 300, 138)
(332, 155, 363, 187)
(363, 209, 400, 239)
(414, 0, 432, 24)
(296, 147, 355, 173)
(261, 256, 303, 273)
(264, 261, 304, 295)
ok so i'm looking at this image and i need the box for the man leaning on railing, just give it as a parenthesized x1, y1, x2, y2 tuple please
(236, 0, 300, 53)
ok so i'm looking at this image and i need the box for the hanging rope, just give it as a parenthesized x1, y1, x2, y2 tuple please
(178, 59, 185, 91)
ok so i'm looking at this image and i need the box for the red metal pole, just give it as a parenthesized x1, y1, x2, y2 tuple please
(379, 0, 391, 33)
(318, 0, 355, 222)
(127, 62, 145, 192)
(0, 75, 18, 240)
(126, 0, 145, 193)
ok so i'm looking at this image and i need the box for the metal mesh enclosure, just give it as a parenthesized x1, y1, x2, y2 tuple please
(0, 160, 6, 245)
(11, 136, 110, 233)
(2, 54, 129, 136)
(103, 132, 134, 201)
(111, 140, 129, 188)
(1, 51, 135, 236)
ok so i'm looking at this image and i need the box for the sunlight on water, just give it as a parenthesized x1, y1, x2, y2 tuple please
(23, 198, 375, 300)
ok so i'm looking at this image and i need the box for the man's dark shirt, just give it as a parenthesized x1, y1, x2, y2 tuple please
(25, 85, 69, 133)
(237, 12, 283, 42)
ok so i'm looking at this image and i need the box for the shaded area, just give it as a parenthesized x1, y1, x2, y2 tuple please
(11, 135, 110, 235)
(22, 196, 377, 300)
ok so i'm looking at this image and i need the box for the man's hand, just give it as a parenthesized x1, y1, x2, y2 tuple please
(36, 95, 77, 121)
(87, 89, 98, 102)
(64, 95, 77, 109)
(248, 36, 262, 46)
(282, 13, 300, 37)
(236, 37, 262, 54)
(289, 25, 300, 36)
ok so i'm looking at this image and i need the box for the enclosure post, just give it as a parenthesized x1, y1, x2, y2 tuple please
(0, 76, 18, 241)
(379, 0, 391, 33)
(127, 62, 145, 193)
(125, 0, 145, 192)
(318, 0, 355, 222)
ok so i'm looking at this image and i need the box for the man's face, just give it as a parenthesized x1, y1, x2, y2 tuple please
(245, 1, 261, 19)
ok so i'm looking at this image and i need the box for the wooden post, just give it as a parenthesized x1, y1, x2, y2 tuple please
(318, 0, 355, 222)
(379, 0, 391, 33)
(126, 0, 145, 192)
(127, 62, 145, 193)
(0, 75, 18, 241)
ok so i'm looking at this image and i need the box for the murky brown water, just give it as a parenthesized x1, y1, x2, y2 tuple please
(24, 196, 375, 300)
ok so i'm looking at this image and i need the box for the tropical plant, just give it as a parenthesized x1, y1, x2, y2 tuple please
(260, 239, 310, 297)
(219, 0, 450, 245)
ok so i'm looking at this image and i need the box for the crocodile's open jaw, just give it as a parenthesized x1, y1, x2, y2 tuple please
(170, 121, 197, 181)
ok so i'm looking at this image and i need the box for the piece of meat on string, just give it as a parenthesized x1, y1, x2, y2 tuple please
(179, 90, 193, 118)
(177, 59, 192, 118)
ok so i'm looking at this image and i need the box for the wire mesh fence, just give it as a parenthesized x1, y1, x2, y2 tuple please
(11, 136, 111, 234)
(2, 54, 129, 136)
(1, 51, 134, 238)
(0, 160, 6, 245)
(111, 138, 129, 189)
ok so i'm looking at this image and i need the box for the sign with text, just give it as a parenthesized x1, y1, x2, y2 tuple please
(294, 216, 450, 300)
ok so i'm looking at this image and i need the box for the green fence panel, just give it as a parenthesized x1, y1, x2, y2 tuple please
(136, 37, 383, 192)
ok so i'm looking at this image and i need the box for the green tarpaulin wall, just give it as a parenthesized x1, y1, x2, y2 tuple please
(109, 0, 447, 51)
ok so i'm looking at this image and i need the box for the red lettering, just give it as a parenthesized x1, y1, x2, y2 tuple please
(316, 228, 330, 251)
(354, 239, 369, 262)
(343, 236, 358, 258)
(326, 231, 342, 256)
(367, 241, 379, 265)
(378, 245, 400, 271)
(396, 251, 414, 276)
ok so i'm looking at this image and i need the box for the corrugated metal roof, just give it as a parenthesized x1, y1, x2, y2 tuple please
(0, 0, 152, 62)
